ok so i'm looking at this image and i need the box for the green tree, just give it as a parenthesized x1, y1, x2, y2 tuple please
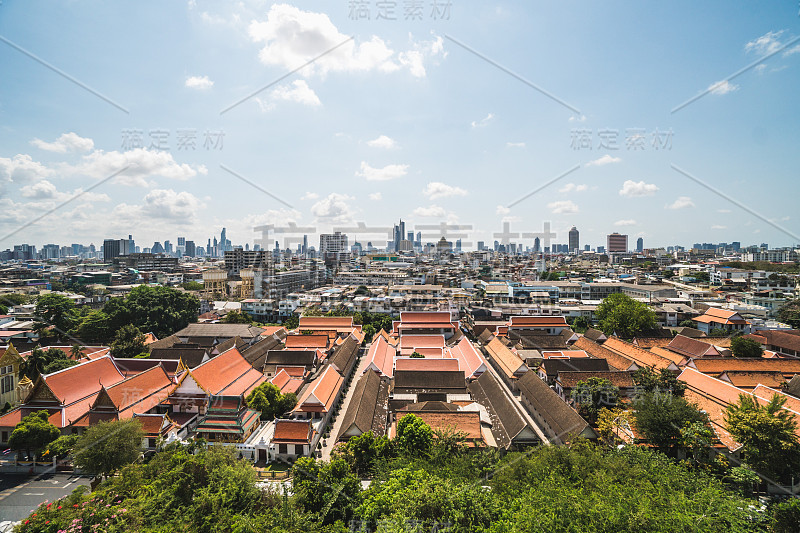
(42, 357, 78, 374)
(46, 434, 79, 459)
(20, 346, 49, 380)
(282, 315, 299, 330)
(245, 382, 297, 420)
(777, 299, 800, 328)
(110, 324, 147, 359)
(34, 293, 77, 340)
(292, 457, 361, 524)
(221, 310, 252, 324)
(771, 499, 800, 533)
(8, 410, 60, 460)
(362, 323, 376, 343)
(118, 285, 199, 339)
(730, 336, 764, 358)
(571, 377, 620, 425)
(181, 281, 205, 291)
(596, 293, 658, 339)
(724, 393, 800, 482)
(354, 285, 370, 296)
(410, 351, 424, 358)
(73, 418, 145, 478)
(72, 310, 111, 343)
(678, 319, 695, 328)
(633, 392, 707, 452)
(335, 431, 393, 476)
(572, 316, 590, 332)
(396, 413, 433, 456)
(632, 367, 686, 396)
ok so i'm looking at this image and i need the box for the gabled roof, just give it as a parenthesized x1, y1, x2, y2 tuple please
(602, 337, 679, 372)
(393, 369, 466, 391)
(688, 357, 800, 378)
(395, 358, 460, 372)
(187, 347, 265, 397)
(364, 334, 395, 377)
(103, 364, 173, 414)
(693, 308, 748, 325)
(484, 337, 527, 379)
(717, 371, 786, 390)
(468, 371, 533, 449)
(298, 316, 354, 328)
(574, 336, 637, 372)
(293, 365, 343, 413)
(399, 334, 445, 350)
(508, 316, 568, 327)
(328, 334, 360, 375)
(337, 370, 383, 441)
(284, 334, 330, 349)
(751, 329, 800, 353)
(37, 355, 125, 406)
(556, 370, 635, 389)
(174, 323, 265, 339)
(517, 372, 596, 443)
(273, 419, 313, 443)
(264, 350, 317, 368)
(446, 337, 487, 378)
(667, 335, 722, 358)
(270, 369, 305, 395)
(398, 311, 453, 324)
(583, 329, 607, 343)
(539, 358, 611, 379)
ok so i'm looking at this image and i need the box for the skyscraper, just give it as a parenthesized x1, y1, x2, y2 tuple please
(636, 237, 644, 252)
(533, 237, 541, 252)
(568, 226, 579, 253)
(607, 233, 628, 253)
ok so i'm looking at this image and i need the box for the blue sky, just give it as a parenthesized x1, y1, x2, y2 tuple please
(0, 1, 798, 251)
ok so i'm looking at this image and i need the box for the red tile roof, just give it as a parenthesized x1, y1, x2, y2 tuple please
(395, 358, 460, 372)
(364, 334, 396, 377)
(293, 365, 343, 414)
(42, 356, 125, 406)
(273, 419, 312, 443)
(285, 334, 329, 349)
(187, 347, 265, 397)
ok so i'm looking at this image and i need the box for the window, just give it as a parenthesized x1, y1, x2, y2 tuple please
(279, 443, 287, 454)
(1, 431, 7, 442)
(1, 375, 12, 394)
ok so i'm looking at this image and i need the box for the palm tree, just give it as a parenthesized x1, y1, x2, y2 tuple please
(21, 346, 48, 380)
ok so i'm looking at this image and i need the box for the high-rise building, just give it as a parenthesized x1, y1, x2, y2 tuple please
(636, 237, 644, 252)
(185, 241, 196, 257)
(568, 226, 579, 253)
(178, 237, 186, 246)
(103, 239, 122, 261)
(607, 233, 628, 253)
(533, 237, 541, 252)
(319, 232, 349, 254)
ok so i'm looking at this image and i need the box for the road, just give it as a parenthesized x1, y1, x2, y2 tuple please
(0, 473, 91, 524)
(320, 346, 370, 460)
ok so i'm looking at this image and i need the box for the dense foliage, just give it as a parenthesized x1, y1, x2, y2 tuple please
(109, 324, 148, 359)
(570, 377, 620, 425)
(776, 299, 800, 329)
(633, 392, 707, 452)
(8, 410, 60, 460)
(72, 285, 199, 342)
(73, 419, 145, 478)
(246, 382, 298, 420)
(596, 293, 658, 338)
(730, 336, 764, 358)
(17, 440, 779, 533)
(724, 393, 800, 483)
(20, 347, 78, 380)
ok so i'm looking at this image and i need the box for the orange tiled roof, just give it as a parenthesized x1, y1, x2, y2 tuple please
(508, 316, 568, 327)
(41, 356, 125, 406)
(603, 337, 679, 371)
(293, 365, 343, 414)
(273, 419, 312, 443)
(574, 336, 637, 371)
(188, 347, 265, 397)
(395, 358, 460, 372)
(285, 334, 330, 349)
(364, 334, 396, 377)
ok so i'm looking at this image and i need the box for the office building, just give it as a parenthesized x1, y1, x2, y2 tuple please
(607, 233, 628, 253)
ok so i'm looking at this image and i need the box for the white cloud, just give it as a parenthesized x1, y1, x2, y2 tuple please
(20, 180, 60, 199)
(708, 80, 738, 95)
(547, 200, 578, 214)
(185, 75, 214, 89)
(666, 196, 695, 210)
(270, 80, 320, 107)
(785, 44, 800, 57)
(619, 180, 659, 197)
(586, 154, 621, 166)
(558, 183, 588, 193)
(140, 189, 205, 219)
(301, 192, 319, 201)
(367, 135, 397, 149)
(745, 30, 785, 56)
(614, 219, 637, 227)
(0, 154, 54, 183)
(422, 181, 467, 200)
(413, 205, 446, 218)
(311, 193, 355, 223)
(30, 132, 94, 153)
(506, 142, 525, 148)
(115, 189, 205, 225)
(471, 113, 494, 128)
(355, 161, 408, 181)
(368, 192, 382, 201)
(711, 224, 727, 230)
(248, 5, 443, 78)
(496, 205, 510, 215)
(69, 148, 207, 187)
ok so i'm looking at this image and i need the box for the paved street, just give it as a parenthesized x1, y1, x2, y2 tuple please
(0, 473, 91, 524)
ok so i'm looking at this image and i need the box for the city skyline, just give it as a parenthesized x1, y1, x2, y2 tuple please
(0, 2, 798, 250)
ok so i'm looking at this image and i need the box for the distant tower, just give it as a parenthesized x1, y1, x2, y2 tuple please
(533, 237, 541, 252)
(568, 226, 579, 253)
(637, 237, 644, 252)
